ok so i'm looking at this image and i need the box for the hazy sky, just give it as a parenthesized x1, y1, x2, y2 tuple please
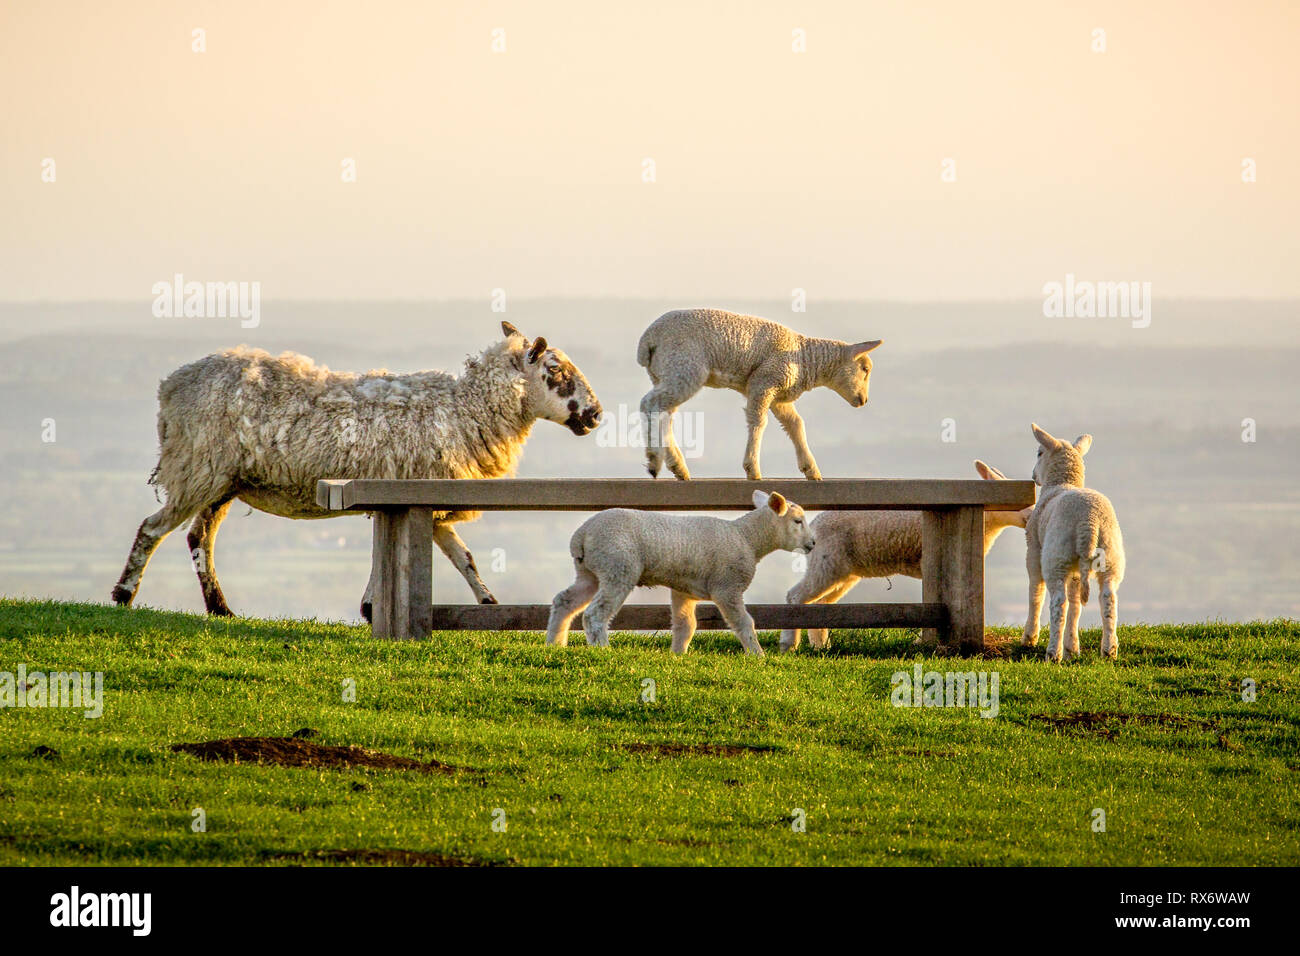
(3, 0, 1297, 300)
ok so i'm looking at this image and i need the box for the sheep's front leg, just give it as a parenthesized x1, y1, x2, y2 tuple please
(714, 590, 764, 657)
(669, 589, 698, 654)
(1045, 581, 1067, 663)
(782, 562, 852, 652)
(771, 402, 822, 480)
(742, 388, 774, 480)
(433, 523, 497, 604)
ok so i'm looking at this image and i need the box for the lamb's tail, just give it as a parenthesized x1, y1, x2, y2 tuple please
(1077, 523, 1100, 605)
(636, 332, 654, 370)
(570, 531, 585, 566)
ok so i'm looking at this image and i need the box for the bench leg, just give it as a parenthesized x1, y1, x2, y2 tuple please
(369, 507, 434, 640)
(921, 506, 985, 652)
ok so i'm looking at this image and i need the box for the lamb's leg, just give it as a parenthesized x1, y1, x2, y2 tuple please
(1064, 574, 1082, 658)
(771, 402, 822, 480)
(1100, 575, 1120, 659)
(639, 369, 705, 480)
(781, 562, 852, 652)
(741, 388, 774, 481)
(714, 590, 764, 657)
(432, 523, 497, 604)
(547, 568, 599, 647)
(669, 589, 698, 654)
(582, 581, 635, 648)
(112, 500, 199, 608)
(1022, 543, 1044, 646)
(807, 579, 856, 650)
(186, 498, 235, 616)
(1045, 580, 1067, 663)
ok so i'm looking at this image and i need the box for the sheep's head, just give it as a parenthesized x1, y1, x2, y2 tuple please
(827, 340, 883, 408)
(752, 490, 816, 554)
(1030, 424, 1090, 488)
(503, 321, 602, 436)
(974, 459, 1031, 531)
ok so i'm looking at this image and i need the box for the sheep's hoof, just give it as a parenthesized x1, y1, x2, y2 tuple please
(360, 602, 372, 623)
(207, 605, 234, 618)
(110, 585, 134, 607)
(645, 464, 660, 478)
(479, 595, 499, 605)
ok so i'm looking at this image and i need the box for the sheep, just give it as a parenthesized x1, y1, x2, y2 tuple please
(111, 321, 602, 619)
(780, 460, 1031, 651)
(637, 308, 882, 480)
(546, 490, 816, 656)
(1022, 423, 1126, 662)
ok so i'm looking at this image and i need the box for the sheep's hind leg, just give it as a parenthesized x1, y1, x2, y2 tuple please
(582, 581, 635, 648)
(111, 500, 200, 608)
(1045, 580, 1067, 663)
(1022, 571, 1045, 646)
(186, 497, 236, 616)
(639, 368, 705, 480)
(741, 387, 773, 481)
(547, 569, 598, 647)
(1100, 575, 1120, 659)
(1063, 574, 1082, 658)
(714, 590, 764, 657)
(669, 590, 698, 654)
(433, 523, 497, 604)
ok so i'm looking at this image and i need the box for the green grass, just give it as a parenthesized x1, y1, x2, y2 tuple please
(1, 598, 1297, 866)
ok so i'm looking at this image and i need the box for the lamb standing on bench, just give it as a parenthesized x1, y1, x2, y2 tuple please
(637, 309, 882, 480)
(1023, 424, 1127, 662)
(780, 460, 1031, 652)
(546, 491, 816, 656)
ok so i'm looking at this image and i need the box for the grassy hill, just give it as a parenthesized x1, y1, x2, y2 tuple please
(1, 598, 1296, 866)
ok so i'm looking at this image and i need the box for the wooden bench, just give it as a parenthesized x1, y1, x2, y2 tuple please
(315, 478, 1036, 652)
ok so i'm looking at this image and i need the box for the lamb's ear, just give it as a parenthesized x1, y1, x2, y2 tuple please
(849, 340, 882, 357)
(1031, 423, 1056, 448)
(767, 492, 788, 515)
(751, 490, 770, 510)
(974, 460, 1006, 480)
(527, 337, 548, 363)
(501, 321, 522, 339)
(1073, 434, 1093, 456)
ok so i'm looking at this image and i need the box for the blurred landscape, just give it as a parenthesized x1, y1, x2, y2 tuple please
(1, 298, 1297, 627)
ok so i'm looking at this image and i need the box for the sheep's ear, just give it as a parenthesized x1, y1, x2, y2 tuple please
(767, 492, 788, 515)
(1073, 434, 1093, 456)
(501, 321, 522, 339)
(974, 460, 1005, 480)
(849, 340, 882, 357)
(527, 337, 548, 363)
(751, 490, 770, 510)
(1031, 423, 1056, 448)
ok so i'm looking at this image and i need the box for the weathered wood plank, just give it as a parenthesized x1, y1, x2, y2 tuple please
(921, 506, 985, 651)
(316, 477, 1035, 512)
(428, 602, 948, 632)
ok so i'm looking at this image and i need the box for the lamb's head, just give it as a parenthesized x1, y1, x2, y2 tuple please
(826, 340, 883, 408)
(974, 460, 1031, 533)
(752, 490, 816, 554)
(503, 321, 602, 436)
(1030, 423, 1091, 488)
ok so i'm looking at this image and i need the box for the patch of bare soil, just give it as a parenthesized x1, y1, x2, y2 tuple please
(171, 736, 470, 774)
(268, 848, 500, 867)
(1030, 711, 1211, 740)
(617, 742, 778, 757)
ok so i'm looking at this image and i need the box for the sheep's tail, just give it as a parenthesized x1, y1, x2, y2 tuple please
(636, 332, 654, 370)
(569, 530, 585, 566)
(1077, 523, 1100, 605)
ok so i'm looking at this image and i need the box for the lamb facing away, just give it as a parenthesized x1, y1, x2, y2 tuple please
(546, 491, 815, 656)
(637, 309, 882, 480)
(780, 460, 1031, 652)
(112, 322, 602, 618)
(1023, 424, 1126, 662)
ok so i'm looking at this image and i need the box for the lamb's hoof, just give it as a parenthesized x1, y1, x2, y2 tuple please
(207, 605, 234, 618)
(645, 463, 660, 478)
(360, 602, 372, 623)
(479, 595, 499, 605)
(110, 585, 134, 607)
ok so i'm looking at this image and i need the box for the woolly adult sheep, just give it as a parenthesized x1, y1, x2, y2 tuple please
(1023, 423, 1126, 662)
(546, 490, 816, 656)
(111, 322, 602, 618)
(637, 308, 882, 480)
(780, 460, 1031, 651)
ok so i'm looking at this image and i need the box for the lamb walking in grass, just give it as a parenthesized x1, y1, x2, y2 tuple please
(112, 322, 602, 619)
(1023, 424, 1126, 662)
(546, 491, 815, 656)
(637, 309, 882, 480)
(780, 460, 1031, 651)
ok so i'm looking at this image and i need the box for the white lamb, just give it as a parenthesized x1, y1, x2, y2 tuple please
(780, 460, 1031, 652)
(112, 322, 602, 618)
(1023, 424, 1126, 662)
(637, 308, 882, 480)
(546, 491, 816, 656)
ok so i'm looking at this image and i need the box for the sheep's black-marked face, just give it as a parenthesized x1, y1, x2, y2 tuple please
(521, 337, 602, 435)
